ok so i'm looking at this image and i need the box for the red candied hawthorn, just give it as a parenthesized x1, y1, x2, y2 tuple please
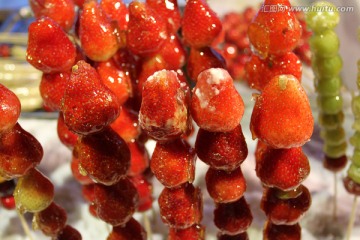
(40, 71, 70, 111)
(33, 202, 67, 236)
(94, 178, 139, 226)
(79, 0, 119, 61)
(217, 232, 249, 240)
(61, 60, 120, 135)
(168, 224, 205, 240)
(205, 167, 246, 203)
(129, 175, 153, 212)
(146, 0, 181, 33)
(29, 0, 76, 32)
(0, 84, 21, 133)
(151, 139, 196, 188)
(57, 112, 78, 149)
(214, 197, 253, 235)
(1, 195, 16, 210)
(100, 0, 129, 30)
(74, 127, 130, 186)
(158, 183, 203, 228)
(250, 75, 313, 148)
(256, 147, 310, 191)
(182, 0, 222, 48)
(261, 185, 311, 225)
(127, 141, 149, 177)
(263, 222, 301, 240)
(70, 154, 93, 185)
(247, 0, 301, 58)
(139, 70, 191, 141)
(195, 125, 248, 171)
(26, 17, 76, 73)
(54, 225, 82, 240)
(191, 68, 244, 132)
(126, 1, 167, 57)
(0, 123, 43, 179)
(107, 217, 147, 240)
(110, 107, 141, 142)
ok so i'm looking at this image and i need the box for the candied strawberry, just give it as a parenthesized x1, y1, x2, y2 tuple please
(159, 183, 203, 228)
(0, 84, 21, 134)
(54, 225, 82, 240)
(74, 127, 130, 186)
(261, 185, 311, 225)
(79, 0, 119, 61)
(139, 70, 191, 141)
(29, 0, 76, 32)
(245, 53, 302, 91)
(146, 0, 181, 33)
(182, 0, 222, 48)
(129, 175, 153, 212)
(40, 71, 69, 111)
(206, 167, 246, 203)
(0, 123, 43, 179)
(256, 147, 310, 191)
(195, 125, 248, 171)
(26, 17, 76, 73)
(255, 140, 269, 162)
(214, 197, 253, 235)
(81, 184, 96, 203)
(150, 139, 196, 188)
(57, 112, 78, 149)
(33, 202, 67, 236)
(263, 222, 301, 240)
(168, 224, 205, 240)
(110, 107, 141, 142)
(186, 47, 226, 82)
(217, 232, 249, 240)
(157, 34, 186, 70)
(96, 58, 132, 106)
(70, 153, 93, 185)
(94, 178, 138, 226)
(107, 217, 147, 240)
(126, 1, 167, 57)
(191, 68, 244, 132)
(100, 0, 129, 30)
(61, 60, 120, 135)
(127, 141, 149, 176)
(248, 0, 301, 58)
(250, 75, 313, 148)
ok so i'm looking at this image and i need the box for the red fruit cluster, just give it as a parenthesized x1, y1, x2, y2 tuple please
(247, 0, 314, 238)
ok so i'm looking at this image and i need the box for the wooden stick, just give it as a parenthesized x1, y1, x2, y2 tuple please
(143, 212, 153, 240)
(333, 173, 338, 221)
(346, 196, 358, 240)
(17, 212, 34, 240)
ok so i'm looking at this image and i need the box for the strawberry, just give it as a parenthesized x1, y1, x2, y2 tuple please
(250, 75, 313, 148)
(0, 123, 43, 179)
(74, 127, 130, 186)
(29, 0, 76, 32)
(33, 202, 67, 236)
(110, 107, 141, 142)
(26, 17, 76, 73)
(168, 224, 205, 240)
(146, 0, 181, 33)
(126, 1, 167, 57)
(182, 0, 222, 48)
(79, 0, 119, 61)
(139, 70, 191, 141)
(61, 60, 120, 135)
(217, 232, 249, 240)
(195, 125, 248, 171)
(107, 217, 147, 240)
(96, 58, 132, 106)
(191, 68, 244, 132)
(0, 84, 21, 134)
(100, 0, 129, 30)
(40, 71, 70, 111)
(127, 141, 149, 177)
(263, 222, 301, 240)
(157, 34, 186, 70)
(186, 47, 226, 82)
(256, 147, 310, 191)
(129, 175, 153, 212)
(70, 153, 93, 185)
(57, 112, 78, 149)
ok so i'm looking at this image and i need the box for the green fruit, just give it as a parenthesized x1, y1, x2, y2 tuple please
(348, 164, 360, 184)
(350, 132, 360, 149)
(320, 127, 346, 145)
(310, 30, 339, 58)
(315, 76, 341, 96)
(306, 1, 339, 32)
(318, 111, 344, 129)
(317, 95, 343, 114)
(324, 141, 347, 158)
(352, 95, 360, 118)
(313, 55, 342, 78)
(351, 149, 360, 167)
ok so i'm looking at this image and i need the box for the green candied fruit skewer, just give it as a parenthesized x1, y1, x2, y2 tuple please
(351, 149, 360, 167)
(350, 132, 360, 149)
(309, 30, 340, 58)
(347, 164, 360, 184)
(317, 95, 343, 114)
(318, 111, 344, 129)
(306, 1, 340, 33)
(324, 141, 347, 158)
(352, 95, 360, 120)
(320, 127, 346, 145)
(315, 76, 341, 97)
(312, 55, 343, 79)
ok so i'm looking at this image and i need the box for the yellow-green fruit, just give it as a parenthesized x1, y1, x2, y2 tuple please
(351, 149, 360, 167)
(350, 132, 360, 149)
(306, 1, 340, 33)
(14, 168, 54, 214)
(323, 141, 347, 158)
(318, 111, 344, 130)
(320, 127, 346, 145)
(348, 164, 360, 184)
